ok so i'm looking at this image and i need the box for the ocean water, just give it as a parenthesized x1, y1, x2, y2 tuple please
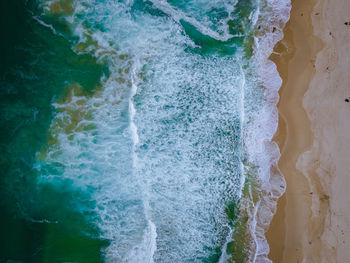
(0, 0, 290, 262)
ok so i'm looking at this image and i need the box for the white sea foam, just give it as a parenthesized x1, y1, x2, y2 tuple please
(148, 0, 241, 41)
(243, 0, 291, 262)
(36, 0, 291, 262)
(126, 62, 157, 263)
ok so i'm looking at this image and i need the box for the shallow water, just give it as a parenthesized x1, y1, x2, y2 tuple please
(0, 0, 290, 262)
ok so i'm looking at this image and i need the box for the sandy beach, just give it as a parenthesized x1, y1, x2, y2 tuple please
(266, 0, 350, 262)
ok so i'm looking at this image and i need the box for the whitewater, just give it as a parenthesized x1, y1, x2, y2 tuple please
(29, 0, 292, 262)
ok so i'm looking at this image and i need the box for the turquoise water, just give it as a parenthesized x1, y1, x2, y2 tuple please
(0, 0, 290, 262)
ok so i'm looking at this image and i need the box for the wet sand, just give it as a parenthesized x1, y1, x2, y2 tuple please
(266, 0, 350, 262)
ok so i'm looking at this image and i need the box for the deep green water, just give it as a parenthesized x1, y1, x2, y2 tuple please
(0, 0, 290, 262)
(0, 1, 108, 262)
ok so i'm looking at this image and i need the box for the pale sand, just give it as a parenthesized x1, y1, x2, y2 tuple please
(266, 0, 350, 262)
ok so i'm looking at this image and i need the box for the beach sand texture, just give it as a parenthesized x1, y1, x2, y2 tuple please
(266, 0, 350, 262)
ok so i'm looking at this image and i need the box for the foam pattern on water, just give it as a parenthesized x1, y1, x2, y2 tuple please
(35, 0, 291, 262)
(134, 51, 245, 262)
(243, 0, 291, 262)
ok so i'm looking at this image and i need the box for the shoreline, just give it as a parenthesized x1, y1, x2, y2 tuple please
(266, 0, 322, 261)
(266, 0, 350, 262)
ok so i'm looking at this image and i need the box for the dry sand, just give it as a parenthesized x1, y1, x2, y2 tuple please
(266, 0, 350, 262)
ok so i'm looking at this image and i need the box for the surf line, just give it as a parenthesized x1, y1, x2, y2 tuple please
(126, 58, 157, 263)
(218, 64, 247, 263)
